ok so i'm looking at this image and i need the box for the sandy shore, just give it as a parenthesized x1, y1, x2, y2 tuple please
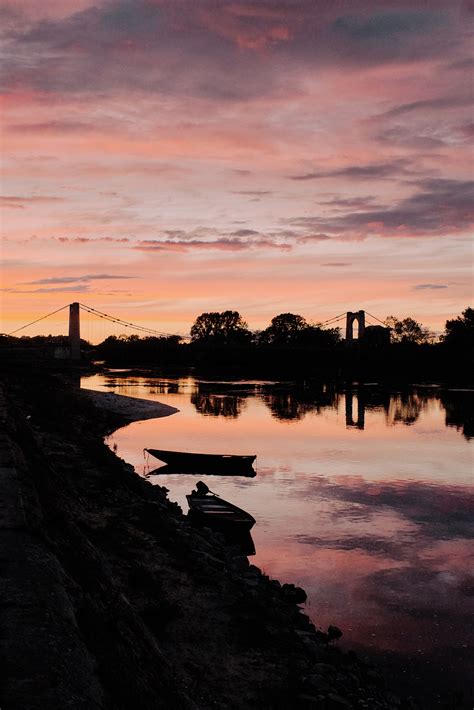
(79, 388, 179, 422)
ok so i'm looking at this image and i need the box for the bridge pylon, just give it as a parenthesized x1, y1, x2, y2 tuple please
(69, 302, 81, 361)
(345, 310, 365, 343)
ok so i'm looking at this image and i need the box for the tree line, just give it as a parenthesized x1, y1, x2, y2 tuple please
(2, 307, 471, 349)
(189, 308, 473, 347)
(1, 308, 472, 380)
(91, 307, 473, 380)
(190, 311, 341, 347)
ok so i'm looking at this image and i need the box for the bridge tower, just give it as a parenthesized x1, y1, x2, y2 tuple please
(345, 310, 365, 343)
(69, 302, 81, 361)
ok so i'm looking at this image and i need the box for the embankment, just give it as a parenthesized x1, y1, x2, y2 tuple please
(0, 373, 405, 709)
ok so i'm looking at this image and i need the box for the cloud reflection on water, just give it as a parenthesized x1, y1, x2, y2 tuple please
(293, 476, 474, 539)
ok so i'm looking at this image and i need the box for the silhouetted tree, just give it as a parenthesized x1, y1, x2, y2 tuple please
(300, 325, 341, 347)
(260, 313, 308, 345)
(259, 313, 341, 347)
(190, 311, 251, 344)
(0, 334, 93, 349)
(442, 307, 474, 349)
(361, 325, 391, 346)
(384, 316, 433, 344)
(94, 334, 181, 363)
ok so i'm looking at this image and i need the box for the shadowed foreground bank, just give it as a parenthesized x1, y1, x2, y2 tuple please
(1, 373, 411, 709)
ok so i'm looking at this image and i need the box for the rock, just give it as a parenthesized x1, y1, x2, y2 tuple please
(324, 692, 352, 709)
(191, 550, 225, 568)
(313, 662, 337, 675)
(303, 673, 332, 693)
(347, 672, 360, 689)
(297, 693, 321, 708)
(297, 612, 313, 628)
(282, 583, 307, 604)
(327, 625, 343, 641)
(247, 564, 261, 577)
(385, 691, 401, 706)
(294, 629, 319, 654)
(231, 555, 250, 572)
(294, 586, 307, 604)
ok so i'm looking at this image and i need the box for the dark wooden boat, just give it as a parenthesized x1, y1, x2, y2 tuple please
(144, 448, 256, 473)
(186, 492, 256, 533)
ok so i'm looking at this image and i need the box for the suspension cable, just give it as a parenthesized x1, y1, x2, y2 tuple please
(365, 311, 390, 327)
(79, 303, 190, 340)
(322, 316, 346, 325)
(317, 312, 347, 327)
(8, 304, 70, 335)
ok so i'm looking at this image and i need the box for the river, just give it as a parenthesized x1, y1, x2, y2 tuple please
(82, 373, 473, 706)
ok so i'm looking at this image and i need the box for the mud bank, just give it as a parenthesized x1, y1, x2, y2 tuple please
(0, 373, 407, 709)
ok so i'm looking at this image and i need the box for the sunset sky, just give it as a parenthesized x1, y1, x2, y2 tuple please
(1, 0, 472, 339)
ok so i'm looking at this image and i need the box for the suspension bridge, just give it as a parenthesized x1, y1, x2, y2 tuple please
(3, 303, 390, 360)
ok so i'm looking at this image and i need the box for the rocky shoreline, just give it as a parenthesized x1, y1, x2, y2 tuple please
(0, 372, 407, 709)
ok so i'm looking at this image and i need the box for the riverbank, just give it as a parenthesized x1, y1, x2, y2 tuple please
(79, 387, 179, 424)
(1, 372, 406, 709)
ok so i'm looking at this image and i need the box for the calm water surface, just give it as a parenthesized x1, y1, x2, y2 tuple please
(82, 374, 474, 705)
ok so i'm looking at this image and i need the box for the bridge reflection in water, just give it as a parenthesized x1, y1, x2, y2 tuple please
(345, 388, 365, 430)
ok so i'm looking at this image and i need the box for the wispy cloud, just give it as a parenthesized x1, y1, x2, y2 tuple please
(1, 195, 65, 208)
(322, 262, 351, 267)
(290, 160, 412, 182)
(332, 10, 446, 45)
(7, 120, 95, 133)
(232, 190, 273, 197)
(319, 196, 385, 210)
(377, 95, 472, 120)
(23, 274, 135, 285)
(134, 236, 292, 252)
(60, 237, 131, 244)
(8, 285, 91, 294)
(290, 179, 474, 238)
(229, 229, 260, 237)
